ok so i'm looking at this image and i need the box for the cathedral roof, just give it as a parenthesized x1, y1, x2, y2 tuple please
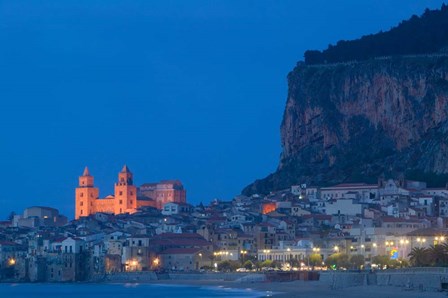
(83, 166, 91, 176)
(121, 164, 131, 173)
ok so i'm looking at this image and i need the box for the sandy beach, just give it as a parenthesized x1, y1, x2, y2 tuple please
(146, 279, 448, 298)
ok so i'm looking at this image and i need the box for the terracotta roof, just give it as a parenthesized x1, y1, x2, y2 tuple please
(302, 214, 331, 220)
(406, 227, 448, 236)
(52, 237, 67, 243)
(0, 241, 18, 246)
(160, 248, 201, 255)
(152, 238, 210, 247)
(381, 217, 421, 223)
(323, 183, 378, 189)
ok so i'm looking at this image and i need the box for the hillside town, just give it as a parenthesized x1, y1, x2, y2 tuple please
(1, 166, 448, 282)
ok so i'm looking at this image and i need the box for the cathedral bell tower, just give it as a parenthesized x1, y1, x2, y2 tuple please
(75, 167, 99, 219)
(114, 165, 137, 214)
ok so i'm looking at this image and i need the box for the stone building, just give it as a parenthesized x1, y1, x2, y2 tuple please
(75, 165, 186, 219)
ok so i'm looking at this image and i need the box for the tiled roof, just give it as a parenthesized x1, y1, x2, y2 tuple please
(160, 247, 201, 255)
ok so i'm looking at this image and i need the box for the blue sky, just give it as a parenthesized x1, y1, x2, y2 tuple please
(0, 0, 445, 219)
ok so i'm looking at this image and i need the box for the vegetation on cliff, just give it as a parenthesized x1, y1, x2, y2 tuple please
(305, 4, 448, 64)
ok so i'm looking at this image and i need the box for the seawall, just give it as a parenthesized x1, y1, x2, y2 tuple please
(320, 268, 448, 291)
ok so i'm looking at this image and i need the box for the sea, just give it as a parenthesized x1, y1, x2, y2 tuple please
(0, 283, 268, 298)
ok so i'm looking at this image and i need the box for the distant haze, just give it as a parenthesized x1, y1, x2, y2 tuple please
(0, 0, 445, 219)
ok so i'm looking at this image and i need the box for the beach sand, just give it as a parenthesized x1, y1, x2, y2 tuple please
(148, 279, 447, 298)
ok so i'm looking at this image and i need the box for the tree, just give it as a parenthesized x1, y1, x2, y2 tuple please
(372, 255, 391, 269)
(325, 253, 350, 269)
(397, 258, 410, 268)
(271, 260, 282, 269)
(260, 259, 273, 268)
(217, 260, 239, 272)
(428, 244, 448, 267)
(309, 254, 323, 268)
(349, 254, 365, 269)
(243, 260, 254, 270)
(408, 247, 430, 267)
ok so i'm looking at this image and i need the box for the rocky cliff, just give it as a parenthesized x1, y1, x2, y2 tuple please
(243, 55, 448, 195)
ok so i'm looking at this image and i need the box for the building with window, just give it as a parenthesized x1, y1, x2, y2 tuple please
(75, 165, 186, 219)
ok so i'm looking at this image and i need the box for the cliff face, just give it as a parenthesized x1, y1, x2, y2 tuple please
(243, 56, 448, 195)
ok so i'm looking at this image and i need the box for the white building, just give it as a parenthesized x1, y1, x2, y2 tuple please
(320, 183, 378, 202)
(324, 198, 364, 216)
(162, 202, 193, 216)
(61, 237, 86, 254)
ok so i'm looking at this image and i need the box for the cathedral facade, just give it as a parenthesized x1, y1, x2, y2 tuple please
(75, 165, 186, 219)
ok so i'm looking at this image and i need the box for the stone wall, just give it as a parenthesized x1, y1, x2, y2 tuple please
(168, 272, 249, 281)
(376, 268, 448, 291)
(105, 271, 158, 282)
(320, 268, 448, 291)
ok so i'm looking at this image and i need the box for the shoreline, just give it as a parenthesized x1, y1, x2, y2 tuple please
(1, 279, 447, 298)
(110, 279, 448, 298)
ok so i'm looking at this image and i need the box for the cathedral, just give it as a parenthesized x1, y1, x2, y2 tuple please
(75, 165, 186, 219)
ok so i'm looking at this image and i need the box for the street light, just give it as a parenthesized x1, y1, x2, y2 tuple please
(240, 250, 247, 263)
(417, 237, 426, 247)
(262, 249, 271, 261)
(153, 257, 160, 268)
(333, 246, 339, 253)
(435, 236, 446, 245)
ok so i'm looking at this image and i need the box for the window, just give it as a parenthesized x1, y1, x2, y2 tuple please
(119, 191, 123, 196)
(130, 191, 133, 196)
(80, 193, 84, 197)
(119, 200, 123, 204)
(80, 202, 83, 206)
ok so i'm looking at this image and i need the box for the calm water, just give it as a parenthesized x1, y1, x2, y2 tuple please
(0, 283, 266, 298)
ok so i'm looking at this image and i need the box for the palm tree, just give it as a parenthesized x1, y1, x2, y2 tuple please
(408, 247, 430, 267)
(428, 244, 448, 267)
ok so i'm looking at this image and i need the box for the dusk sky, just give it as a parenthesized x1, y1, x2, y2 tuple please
(0, 0, 445, 219)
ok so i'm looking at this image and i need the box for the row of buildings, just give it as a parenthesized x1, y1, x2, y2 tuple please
(2, 172, 448, 281)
